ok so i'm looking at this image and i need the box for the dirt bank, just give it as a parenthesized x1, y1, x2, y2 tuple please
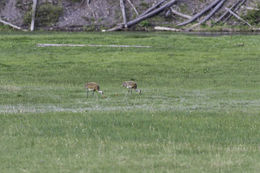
(0, 0, 258, 31)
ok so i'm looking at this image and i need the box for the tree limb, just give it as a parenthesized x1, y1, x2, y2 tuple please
(177, 0, 222, 26)
(215, 0, 243, 23)
(139, 0, 168, 17)
(126, 0, 139, 15)
(0, 18, 28, 31)
(106, 0, 178, 31)
(30, 0, 38, 31)
(127, 0, 178, 27)
(154, 26, 181, 31)
(222, 0, 246, 23)
(225, 7, 252, 27)
(170, 7, 191, 19)
(198, 0, 227, 25)
(120, 0, 127, 28)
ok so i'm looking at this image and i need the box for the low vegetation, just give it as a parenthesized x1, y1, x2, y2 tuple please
(23, 2, 63, 27)
(243, 4, 260, 25)
(0, 32, 260, 172)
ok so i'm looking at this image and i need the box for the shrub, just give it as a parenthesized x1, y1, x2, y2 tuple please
(243, 4, 260, 25)
(139, 20, 150, 27)
(24, 3, 63, 27)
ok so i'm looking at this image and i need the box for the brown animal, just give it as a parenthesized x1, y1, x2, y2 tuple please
(85, 82, 103, 97)
(122, 81, 141, 94)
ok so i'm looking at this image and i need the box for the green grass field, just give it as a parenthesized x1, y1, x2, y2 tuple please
(0, 32, 260, 172)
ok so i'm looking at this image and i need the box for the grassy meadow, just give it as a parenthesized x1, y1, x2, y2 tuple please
(0, 31, 260, 172)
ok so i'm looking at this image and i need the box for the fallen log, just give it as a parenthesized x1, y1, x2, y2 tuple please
(126, 0, 139, 15)
(120, 0, 127, 28)
(225, 7, 252, 27)
(154, 26, 181, 32)
(252, 28, 260, 31)
(139, 0, 168, 17)
(170, 7, 191, 19)
(30, 0, 38, 31)
(127, 0, 178, 27)
(222, 0, 246, 23)
(106, 0, 178, 31)
(244, 7, 260, 11)
(177, 0, 222, 26)
(0, 18, 28, 31)
(215, 0, 243, 23)
(198, 0, 227, 25)
(105, 24, 124, 32)
(37, 43, 152, 48)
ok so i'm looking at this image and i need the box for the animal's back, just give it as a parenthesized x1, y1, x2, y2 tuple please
(86, 82, 99, 91)
(123, 81, 137, 89)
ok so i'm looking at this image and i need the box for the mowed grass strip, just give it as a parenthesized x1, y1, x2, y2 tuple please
(0, 32, 260, 172)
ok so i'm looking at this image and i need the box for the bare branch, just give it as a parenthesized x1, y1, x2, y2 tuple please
(0, 18, 28, 31)
(225, 7, 252, 27)
(106, 0, 178, 31)
(170, 7, 191, 19)
(120, 0, 127, 28)
(30, 0, 38, 31)
(177, 0, 222, 26)
(126, 0, 139, 15)
(154, 26, 181, 31)
(139, 0, 168, 17)
(198, 0, 227, 25)
(127, 0, 178, 27)
(215, 0, 244, 23)
(222, 0, 246, 23)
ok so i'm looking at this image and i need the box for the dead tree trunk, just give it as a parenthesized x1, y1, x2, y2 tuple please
(0, 18, 28, 31)
(120, 0, 127, 27)
(198, 0, 227, 25)
(30, 0, 38, 31)
(170, 7, 191, 19)
(139, 0, 168, 17)
(215, 0, 243, 23)
(177, 0, 222, 26)
(126, 0, 139, 15)
(106, 0, 178, 31)
(222, 0, 246, 23)
(225, 7, 252, 27)
(154, 26, 181, 31)
(127, 0, 178, 27)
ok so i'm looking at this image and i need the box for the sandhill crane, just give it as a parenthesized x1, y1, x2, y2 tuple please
(85, 82, 103, 97)
(122, 81, 141, 94)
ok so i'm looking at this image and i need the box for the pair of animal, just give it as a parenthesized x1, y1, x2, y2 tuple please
(85, 81, 141, 97)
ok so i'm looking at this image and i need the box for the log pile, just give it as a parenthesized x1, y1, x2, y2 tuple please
(105, 0, 253, 32)
(0, 0, 255, 32)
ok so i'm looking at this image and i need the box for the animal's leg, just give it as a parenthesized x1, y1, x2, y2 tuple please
(86, 90, 89, 98)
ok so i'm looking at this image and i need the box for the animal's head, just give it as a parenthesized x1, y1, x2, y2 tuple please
(98, 90, 104, 95)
